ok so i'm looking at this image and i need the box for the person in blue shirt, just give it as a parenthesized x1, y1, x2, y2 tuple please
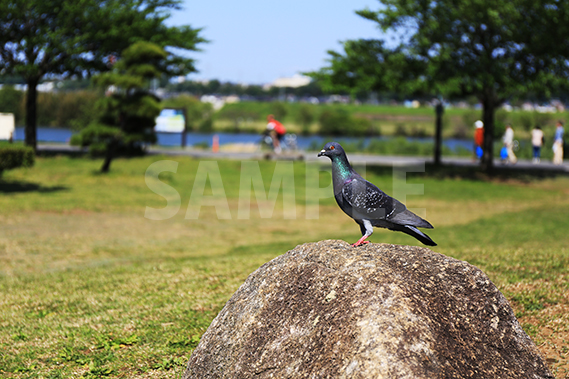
(553, 120, 564, 165)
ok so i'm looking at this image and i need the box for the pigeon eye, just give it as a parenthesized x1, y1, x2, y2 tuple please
(330, 146, 335, 150)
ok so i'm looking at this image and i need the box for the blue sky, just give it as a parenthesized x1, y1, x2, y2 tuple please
(167, 1, 383, 84)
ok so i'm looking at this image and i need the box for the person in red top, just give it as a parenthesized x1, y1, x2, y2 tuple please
(266, 114, 286, 153)
(473, 120, 484, 160)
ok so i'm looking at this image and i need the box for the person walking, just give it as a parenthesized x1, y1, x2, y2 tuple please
(531, 126, 544, 163)
(502, 124, 517, 164)
(473, 120, 484, 161)
(553, 121, 564, 165)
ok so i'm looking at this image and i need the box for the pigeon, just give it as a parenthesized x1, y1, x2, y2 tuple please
(318, 142, 437, 247)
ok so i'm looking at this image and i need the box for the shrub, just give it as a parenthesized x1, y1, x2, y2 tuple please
(394, 123, 408, 136)
(0, 146, 35, 176)
(461, 109, 481, 130)
(59, 91, 102, 130)
(365, 137, 452, 156)
(216, 103, 264, 121)
(494, 109, 509, 137)
(319, 108, 351, 136)
(193, 141, 210, 149)
(70, 123, 124, 156)
(319, 108, 378, 137)
(161, 95, 214, 132)
(295, 104, 315, 135)
(408, 125, 428, 138)
(514, 112, 533, 131)
(532, 112, 554, 129)
(34, 90, 101, 128)
(269, 102, 288, 120)
(198, 116, 214, 132)
(351, 116, 378, 136)
(451, 124, 468, 139)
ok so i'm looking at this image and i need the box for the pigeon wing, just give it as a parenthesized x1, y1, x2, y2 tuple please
(341, 178, 406, 220)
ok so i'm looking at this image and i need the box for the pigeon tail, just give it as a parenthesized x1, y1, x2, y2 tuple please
(390, 209, 434, 229)
(399, 225, 437, 246)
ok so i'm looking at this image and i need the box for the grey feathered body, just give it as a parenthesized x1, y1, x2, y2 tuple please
(329, 152, 436, 246)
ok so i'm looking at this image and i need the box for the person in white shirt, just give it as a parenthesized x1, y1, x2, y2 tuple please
(531, 126, 544, 163)
(553, 121, 564, 165)
(502, 124, 517, 164)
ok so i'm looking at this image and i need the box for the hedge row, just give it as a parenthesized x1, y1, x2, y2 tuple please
(0, 146, 35, 175)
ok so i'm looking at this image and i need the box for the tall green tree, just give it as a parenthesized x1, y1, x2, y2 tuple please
(310, 1, 569, 171)
(0, 85, 24, 124)
(72, 42, 170, 172)
(0, 0, 204, 151)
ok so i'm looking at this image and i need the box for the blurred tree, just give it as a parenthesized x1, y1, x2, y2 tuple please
(243, 85, 266, 98)
(270, 102, 288, 120)
(292, 81, 324, 99)
(295, 104, 315, 135)
(319, 108, 351, 136)
(318, 108, 374, 137)
(309, 1, 569, 172)
(205, 80, 221, 94)
(71, 42, 169, 172)
(0, 0, 205, 151)
(165, 79, 323, 100)
(162, 94, 214, 132)
(0, 85, 24, 124)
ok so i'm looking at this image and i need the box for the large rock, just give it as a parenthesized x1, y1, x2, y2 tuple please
(182, 240, 553, 379)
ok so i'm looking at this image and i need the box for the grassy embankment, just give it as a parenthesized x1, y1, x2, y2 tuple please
(215, 102, 568, 139)
(214, 103, 457, 136)
(1, 155, 568, 378)
(213, 102, 567, 159)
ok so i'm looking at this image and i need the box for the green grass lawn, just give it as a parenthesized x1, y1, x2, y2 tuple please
(1, 155, 568, 378)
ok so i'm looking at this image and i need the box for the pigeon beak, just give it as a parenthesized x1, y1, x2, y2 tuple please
(317, 149, 326, 157)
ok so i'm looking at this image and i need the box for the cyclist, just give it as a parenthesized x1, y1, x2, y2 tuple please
(265, 114, 286, 153)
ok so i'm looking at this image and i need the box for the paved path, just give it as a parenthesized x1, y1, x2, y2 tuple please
(37, 144, 569, 172)
(149, 146, 569, 172)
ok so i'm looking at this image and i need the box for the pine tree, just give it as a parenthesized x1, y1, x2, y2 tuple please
(72, 42, 167, 172)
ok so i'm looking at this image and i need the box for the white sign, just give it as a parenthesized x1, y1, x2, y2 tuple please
(155, 108, 185, 133)
(0, 113, 15, 140)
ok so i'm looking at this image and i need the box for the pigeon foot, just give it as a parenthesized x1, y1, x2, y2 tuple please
(351, 240, 370, 247)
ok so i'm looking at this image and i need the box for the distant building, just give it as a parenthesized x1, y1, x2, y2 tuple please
(200, 95, 226, 110)
(268, 74, 311, 89)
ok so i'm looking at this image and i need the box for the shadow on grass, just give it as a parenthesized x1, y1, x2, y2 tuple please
(0, 180, 68, 194)
(36, 148, 88, 158)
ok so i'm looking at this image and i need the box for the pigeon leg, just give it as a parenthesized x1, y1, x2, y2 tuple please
(352, 220, 373, 247)
(352, 235, 371, 247)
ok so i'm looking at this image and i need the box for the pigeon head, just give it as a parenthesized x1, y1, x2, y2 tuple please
(317, 142, 345, 159)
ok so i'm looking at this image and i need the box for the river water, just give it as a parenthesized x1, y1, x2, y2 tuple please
(13, 127, 473, 152)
